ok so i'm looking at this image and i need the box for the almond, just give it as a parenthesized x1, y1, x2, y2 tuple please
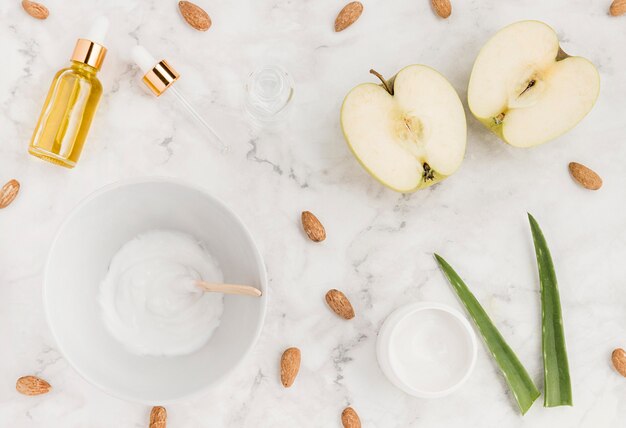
(341, 407, 361, 428)
(22, 0, 49, 19)
(334, 2, 363, 32)
(150, 406, 167, 428)
(568, 162, 602, 190)
(16, 375, 51, 396)
(301, 211, 326, 242)
(431, 0, 452, 18)
(280, 347, 301, 388)
(325, 289, 355, 320)
(612, 348, 626, 377)
(178, 1, 212, 31)
(0, 179, 20, 209)
(610, 0, 626, 16)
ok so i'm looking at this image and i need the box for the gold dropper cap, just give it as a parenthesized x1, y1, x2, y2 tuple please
(142, 60, 180, 97)
(71, 39, 107, 70)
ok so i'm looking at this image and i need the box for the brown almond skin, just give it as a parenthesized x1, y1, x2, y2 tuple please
(179, 1, 212, 31)
(16, 375, 51, 396)
(325, 289, 355, 320)
(568, 162, 602, 190)
(612, 348, 626, 377)
(341, 407, 361, 428)
(610, 0, 626, 16)
(335, 2, 363, 32)
(280, 347, 301, 388)
(22, 0, 49, 19)
(150, 406, 167, 428)
(301, 211, 326, 242)
(0, 179, 20, 209)
(431, 0, 452, 18)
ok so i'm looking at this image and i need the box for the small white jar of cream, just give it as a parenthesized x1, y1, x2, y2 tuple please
(377, 302, 477, 398)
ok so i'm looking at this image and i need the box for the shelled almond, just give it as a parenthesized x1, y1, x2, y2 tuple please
(325, 289, 355, 320)
(280, 347, 301, 388)
(150, 406, 167, 428)
(431, 0, 452, 18)
(568, 162, 602, 190)
(16, 375, 51, 396)
(301, 211, 326, 242)
(612, 348, 626, 377)
(0, 179, 20, 209)
(178, 1, 212, 31)
(22, 0, 49, 19)
(341, 407, 361, 428)
(610, 0, 626, 16)
(335, 2, 363, 32)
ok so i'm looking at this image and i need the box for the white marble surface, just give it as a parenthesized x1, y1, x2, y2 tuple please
(1, 0, 626, 426)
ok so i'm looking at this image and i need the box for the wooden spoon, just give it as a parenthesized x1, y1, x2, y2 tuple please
(195, 281, 262, 297)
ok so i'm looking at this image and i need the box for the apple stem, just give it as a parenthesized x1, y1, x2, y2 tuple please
(370, 69, 393, 95)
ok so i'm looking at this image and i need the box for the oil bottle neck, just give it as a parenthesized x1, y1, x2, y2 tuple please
(70, 38, 107, 71)
(70, 60, 99, 75)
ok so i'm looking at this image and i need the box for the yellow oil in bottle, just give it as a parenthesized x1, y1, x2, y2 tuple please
(28, 61, 103, 168)
(28, 16, 109, 168)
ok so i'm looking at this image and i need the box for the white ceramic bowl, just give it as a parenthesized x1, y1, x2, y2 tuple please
(376, 302, 477, 398)
(43, 178, 267, 404)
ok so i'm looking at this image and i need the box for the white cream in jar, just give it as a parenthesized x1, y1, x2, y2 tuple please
(99, 229, 224, 357)
(377, 302, 477, 397)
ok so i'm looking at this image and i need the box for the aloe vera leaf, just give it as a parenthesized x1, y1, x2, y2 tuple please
(528, 213, 572, 407)
(434, 254, 540, 415)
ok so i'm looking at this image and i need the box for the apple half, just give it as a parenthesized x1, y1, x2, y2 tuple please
(341, 65, 467, 193)
(468, 21, 600, 148)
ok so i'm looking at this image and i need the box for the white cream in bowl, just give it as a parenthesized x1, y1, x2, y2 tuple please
(44, 179, 267, 403)
(99, 229, 224, 357)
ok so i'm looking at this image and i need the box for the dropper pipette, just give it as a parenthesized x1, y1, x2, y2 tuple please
(131, 45, 229, 153)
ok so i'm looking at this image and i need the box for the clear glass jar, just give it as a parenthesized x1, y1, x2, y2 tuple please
(243, 65, 294, 124)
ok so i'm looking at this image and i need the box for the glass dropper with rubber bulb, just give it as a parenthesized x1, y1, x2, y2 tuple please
(131, 45, 229, 154)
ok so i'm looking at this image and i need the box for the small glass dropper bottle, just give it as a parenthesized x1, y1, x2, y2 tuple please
(131, 45, 228, 153)
(28, 17, 109, 168)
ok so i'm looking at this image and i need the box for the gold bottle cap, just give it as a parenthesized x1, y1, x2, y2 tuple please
(71, 39, 107, 70)
(141, 60, 180, 97)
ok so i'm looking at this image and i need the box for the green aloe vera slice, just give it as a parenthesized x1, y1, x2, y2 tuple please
(528, 213, 572, 407)
(434, 254, 540, 415)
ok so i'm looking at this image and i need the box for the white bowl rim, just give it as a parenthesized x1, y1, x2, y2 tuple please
(42, 176, 268, 405)
(376, 301, 477, 398)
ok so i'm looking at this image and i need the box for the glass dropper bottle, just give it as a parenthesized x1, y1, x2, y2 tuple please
(131, 45, 228, 153)
(28, 16, 110, 168)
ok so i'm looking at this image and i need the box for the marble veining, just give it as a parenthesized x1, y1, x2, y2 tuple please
(1, 0, 626, 426)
